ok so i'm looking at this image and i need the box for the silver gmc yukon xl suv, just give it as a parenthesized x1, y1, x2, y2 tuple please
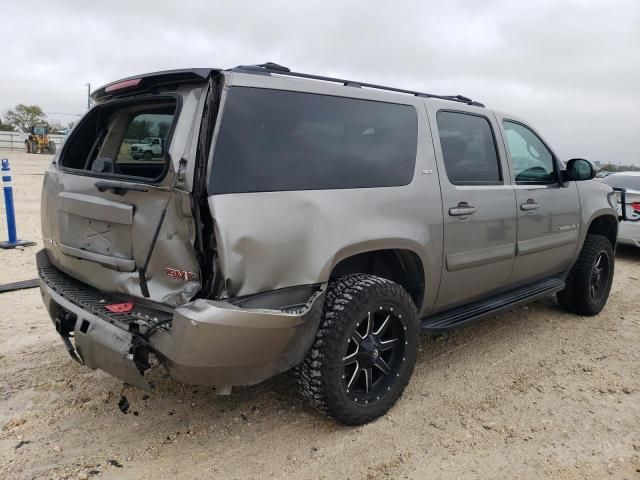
(38, 63, 620, 425)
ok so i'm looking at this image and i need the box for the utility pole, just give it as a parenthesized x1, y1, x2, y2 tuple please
(86, 83, 91, 110)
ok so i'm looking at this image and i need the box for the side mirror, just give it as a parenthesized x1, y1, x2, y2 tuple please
(566, 158, 595, 181)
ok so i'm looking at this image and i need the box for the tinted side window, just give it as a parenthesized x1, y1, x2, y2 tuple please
(209, 88, 418, 194)
(436, 111, 501, 185)
(503, 121, 555, 184)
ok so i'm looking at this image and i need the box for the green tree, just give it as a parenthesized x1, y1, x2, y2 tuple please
(0, 116, 14, 131)
(600, 164, 617, 172)
(127, 119, 152, 140)
(5, 104, 47, 132)
(156, 121, 171, 139)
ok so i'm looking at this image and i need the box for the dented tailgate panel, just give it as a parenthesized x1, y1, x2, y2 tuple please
(40, 85, 207, 307)
(41, 169, 200, 306)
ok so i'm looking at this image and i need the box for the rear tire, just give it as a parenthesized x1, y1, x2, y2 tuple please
(48, 141, 56, 154)
(557, 234, 614, 316)
(30, 140, 38, 154)
(295, 274, 418, 425)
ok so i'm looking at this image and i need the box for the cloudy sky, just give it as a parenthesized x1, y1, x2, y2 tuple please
(2, 0, 639, 164)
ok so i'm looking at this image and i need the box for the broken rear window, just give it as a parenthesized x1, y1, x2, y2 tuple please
(59, 97, 178, 181)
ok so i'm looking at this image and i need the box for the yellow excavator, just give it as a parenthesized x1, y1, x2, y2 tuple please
(25, 125, 56, 154)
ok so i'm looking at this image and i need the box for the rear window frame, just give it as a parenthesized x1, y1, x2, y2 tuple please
(208, 86, 419, 194)
(58, 93, 183, 184)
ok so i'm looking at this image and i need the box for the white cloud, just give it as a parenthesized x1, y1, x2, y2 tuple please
(2, 0, 638, 163)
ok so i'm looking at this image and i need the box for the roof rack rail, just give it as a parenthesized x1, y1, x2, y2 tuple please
(229, 63, 485, 107)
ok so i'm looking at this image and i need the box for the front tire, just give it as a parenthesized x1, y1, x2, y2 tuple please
(25, 141, 31, 153)
(557, 234, 614, 316)
(48, 141, 56, 154)
(296, 274, 418, 425)
(143, 151, 152, 161)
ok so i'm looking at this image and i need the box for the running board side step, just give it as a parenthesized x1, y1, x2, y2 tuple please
(421, 278, 565, 333)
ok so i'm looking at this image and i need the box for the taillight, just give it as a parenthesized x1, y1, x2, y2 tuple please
(105, 78, 142, 93)
(631, 202, 640, 212)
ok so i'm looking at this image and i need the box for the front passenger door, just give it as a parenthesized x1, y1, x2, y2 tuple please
(498, 118, 581, 284)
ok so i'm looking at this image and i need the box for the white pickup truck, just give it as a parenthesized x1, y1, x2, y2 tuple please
(129, 137, 163, 160)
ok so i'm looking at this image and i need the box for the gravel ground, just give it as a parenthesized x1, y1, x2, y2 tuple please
(1, 150, 639, 480)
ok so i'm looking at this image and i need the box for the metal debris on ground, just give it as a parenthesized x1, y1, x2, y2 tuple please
(117, 395, 130, 414)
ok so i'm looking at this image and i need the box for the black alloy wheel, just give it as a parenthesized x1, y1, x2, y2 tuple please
(589, 250, 611, 304)
(558, 234, 615, 316)
(342, 305, 408, 405)
(296, 274, 419, 425)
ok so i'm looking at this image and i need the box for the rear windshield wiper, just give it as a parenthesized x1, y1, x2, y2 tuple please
(138, 158, 187, 297)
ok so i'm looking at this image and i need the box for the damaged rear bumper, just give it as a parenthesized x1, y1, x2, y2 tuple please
(36, 250, 325, 391)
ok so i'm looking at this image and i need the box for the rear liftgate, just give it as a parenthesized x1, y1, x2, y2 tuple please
(42, 156, 190, 389)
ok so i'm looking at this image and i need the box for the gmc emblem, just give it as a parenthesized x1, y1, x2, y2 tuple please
(165, 267, 198, 282)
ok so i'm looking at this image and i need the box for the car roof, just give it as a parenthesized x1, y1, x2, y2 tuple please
(94, 63, 486, 110)
(227, 63, 485, 107)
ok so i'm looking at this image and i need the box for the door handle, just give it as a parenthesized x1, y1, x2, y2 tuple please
(520, 199, 540, 211)
(95, 181, 148, 195)
(449, 202, 476, 217)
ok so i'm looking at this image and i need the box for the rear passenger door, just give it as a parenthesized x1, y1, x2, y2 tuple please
(427, 106, 517, 311)
(496, 117, 581, 284)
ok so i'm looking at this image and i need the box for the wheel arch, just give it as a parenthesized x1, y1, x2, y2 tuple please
(328, 247, 426, 310)
(585, 213, 618, 248)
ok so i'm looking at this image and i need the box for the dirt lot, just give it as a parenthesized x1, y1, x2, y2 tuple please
(1, 150, 639, 480)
